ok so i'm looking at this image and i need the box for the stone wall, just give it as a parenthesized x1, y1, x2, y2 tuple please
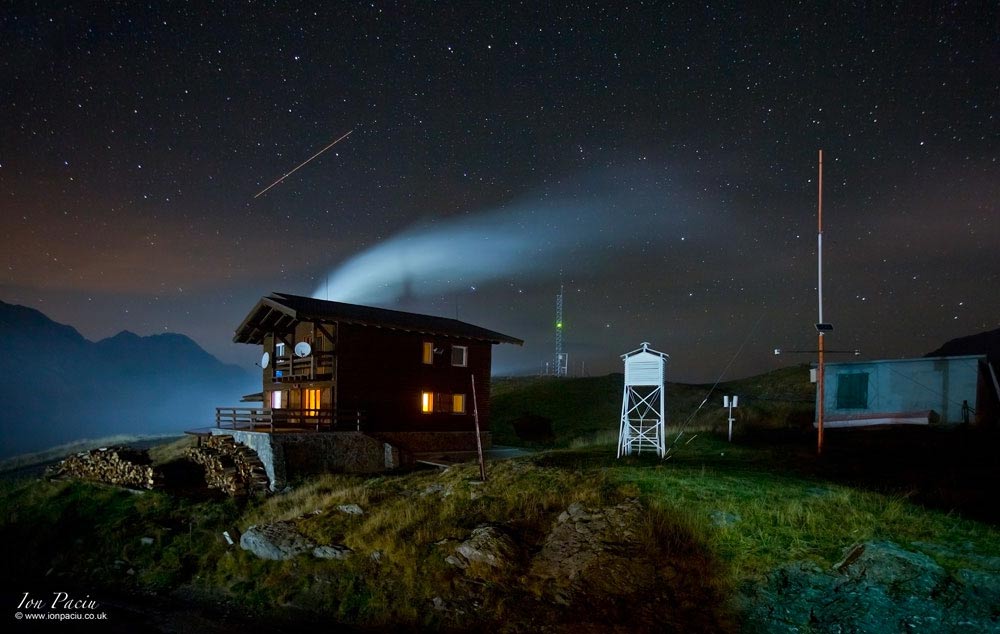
(372, 431, 492, 456)
(212, 430, 398, 490)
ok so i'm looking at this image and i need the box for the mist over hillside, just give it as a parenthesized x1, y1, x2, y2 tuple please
(0, 300, 255, 457)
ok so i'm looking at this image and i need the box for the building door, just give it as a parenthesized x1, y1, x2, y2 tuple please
(302, 388, 323, 426)
(303, 388, 322, 413)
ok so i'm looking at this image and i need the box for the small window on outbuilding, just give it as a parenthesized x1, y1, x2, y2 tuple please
(451, 345, 468, 367)
(422, 342, 433, 365)
(836, 373, 869, 409)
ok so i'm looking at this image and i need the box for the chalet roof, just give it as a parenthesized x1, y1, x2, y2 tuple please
(234, 292, 524, 346)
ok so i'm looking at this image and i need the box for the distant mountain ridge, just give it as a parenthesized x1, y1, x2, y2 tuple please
(925, 327, 1000, 363)
(0, 300, 255, 457)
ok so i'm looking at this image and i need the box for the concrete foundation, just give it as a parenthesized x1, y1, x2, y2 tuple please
(211, 429, 399, 490)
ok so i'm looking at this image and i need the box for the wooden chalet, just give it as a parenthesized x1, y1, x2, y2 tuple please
(218, 292, 522, 454)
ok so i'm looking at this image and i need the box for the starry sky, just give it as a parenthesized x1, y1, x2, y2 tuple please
(2, 2, 997, 382)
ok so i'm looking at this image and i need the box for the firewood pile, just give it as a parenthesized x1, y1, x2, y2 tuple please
(49, 447, 158, 489)
(187, 435, 269, 496)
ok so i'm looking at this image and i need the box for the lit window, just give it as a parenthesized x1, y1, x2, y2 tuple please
(421, 391, 433, 413)
(451, 346, 468, 367)
(271, 391, 283, 409)
(452, 394, 466, 414)
(275, 342, 286, 357)
(422, 341, 433, 364)
(304, 389, 321, 412)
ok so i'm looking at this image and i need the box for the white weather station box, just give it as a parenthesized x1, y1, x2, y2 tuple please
(618, 342, 670, 458)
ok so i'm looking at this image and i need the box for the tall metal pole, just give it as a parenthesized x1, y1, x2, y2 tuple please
(816, 149, 825, 455)
(470, 374, 487, 481)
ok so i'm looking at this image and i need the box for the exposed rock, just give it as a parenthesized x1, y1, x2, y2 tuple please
(337, 503, 364, 515)
(468, 480, 484, 500)
(421, 482, 452, 497)
(240, 521, 350, 561)
(492, 496, 711, 632)
(709, 510, 740, 527)
(956, 568, 1000, 621)
(910, 540, 1000, 571)
(240, 522, 316, 560)
(741, 540, 1000, 633)
(532, 499, 643, 584)
(312, 544, 352, 560)
(834, 540, 945, 596)
(446, 525, 519, 573)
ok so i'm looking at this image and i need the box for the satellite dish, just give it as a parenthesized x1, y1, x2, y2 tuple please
(294, 342, 312, 357)
(260, 352, 270, 368)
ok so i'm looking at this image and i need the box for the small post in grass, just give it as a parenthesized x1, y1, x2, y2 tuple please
(471, 374, 487, 482)
(723, 395, 738, 442)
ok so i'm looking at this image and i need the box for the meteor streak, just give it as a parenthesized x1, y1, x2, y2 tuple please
(253, 129, 353, 199)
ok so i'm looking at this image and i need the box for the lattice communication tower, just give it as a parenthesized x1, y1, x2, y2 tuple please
(554, 284, 568, 377)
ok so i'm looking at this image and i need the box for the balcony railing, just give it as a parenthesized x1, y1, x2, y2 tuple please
(271, 351, 335, 382)
(215, 407, 365, 432)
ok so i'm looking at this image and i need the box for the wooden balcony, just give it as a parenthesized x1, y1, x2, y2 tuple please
(215, 407, 365, 432)
(271, 351, 335, 382)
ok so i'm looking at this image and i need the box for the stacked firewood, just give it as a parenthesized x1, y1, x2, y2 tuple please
(50, 447, 158, 489)
(187, 435, 269, 496)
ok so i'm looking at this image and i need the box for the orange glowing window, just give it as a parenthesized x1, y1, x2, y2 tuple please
(422, 342, 433, 364)
(421, 391, 433, 413)
(304, 389, 321, 412)
(452, 394, 466, 414)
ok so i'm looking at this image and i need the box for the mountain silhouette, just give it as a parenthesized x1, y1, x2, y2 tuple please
(925, 327, 1000, 364)
(0, 300, 255, 457)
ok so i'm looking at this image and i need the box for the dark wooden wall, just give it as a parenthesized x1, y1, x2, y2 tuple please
(335, 323, 493, 432)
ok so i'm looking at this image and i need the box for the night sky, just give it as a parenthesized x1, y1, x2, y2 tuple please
(2, 2, 997, 382)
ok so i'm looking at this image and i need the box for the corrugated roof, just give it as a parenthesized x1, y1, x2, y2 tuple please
(822, 354, 985, 368)
(233, 292, 523, 346)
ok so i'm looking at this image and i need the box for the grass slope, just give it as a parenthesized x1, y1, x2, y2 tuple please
(491, 364, 815, 447)
(2, 366, 998, 631)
